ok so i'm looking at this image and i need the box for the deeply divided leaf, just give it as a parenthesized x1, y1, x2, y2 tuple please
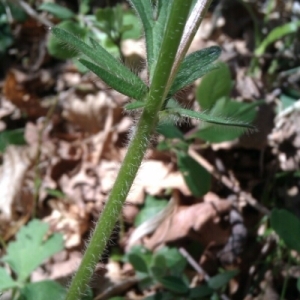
(1, 219, 64, 282)
(0, 268, 19, 291)
(170, 46, 221, 95)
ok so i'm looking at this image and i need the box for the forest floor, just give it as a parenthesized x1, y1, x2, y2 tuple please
(0, 0, 299, 299)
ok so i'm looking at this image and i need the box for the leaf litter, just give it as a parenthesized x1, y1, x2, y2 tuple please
(0, 0, 299, 299)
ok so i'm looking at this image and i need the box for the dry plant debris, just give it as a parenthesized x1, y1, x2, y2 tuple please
(0, 0, 299, 299)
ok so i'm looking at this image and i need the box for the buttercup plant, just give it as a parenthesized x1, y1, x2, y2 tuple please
(51, 0, 255, 299)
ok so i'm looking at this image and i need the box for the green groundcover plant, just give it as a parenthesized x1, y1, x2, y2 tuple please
(48, 1, 257, 299)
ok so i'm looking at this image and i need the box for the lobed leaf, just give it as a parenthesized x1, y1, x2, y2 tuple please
(79, 59, 147, 100)
(170, 46, 221, 96)
(0, 268, 19, 291)
(1, 219, 64, 282)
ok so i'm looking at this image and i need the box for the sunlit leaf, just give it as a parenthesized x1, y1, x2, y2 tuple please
(170, 46, 221, 95)
(1, 219, 64, 282)
(79, 59, 147, 99)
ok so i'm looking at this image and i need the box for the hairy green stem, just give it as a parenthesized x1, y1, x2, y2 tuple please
(65, 1, 195, 299)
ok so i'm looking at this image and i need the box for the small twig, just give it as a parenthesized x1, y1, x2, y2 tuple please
(179, 247, 230, 300)
(32, 98, 58, 217)
(12, 0, 53, 27)
(179, 247, 210, 281)
(94, 277, 139, 300)
(188, 146, 270, 215)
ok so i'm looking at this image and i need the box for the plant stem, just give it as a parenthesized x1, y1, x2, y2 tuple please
(280, 253, 292, 300)
(65, 1, 194, 299)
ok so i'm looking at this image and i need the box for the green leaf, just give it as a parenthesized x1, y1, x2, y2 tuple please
(157, 276, 189, 294)
(208, 270, 239, 290)
(150, 253, 167, 278)
(143, 292, 174, 300)
(150, 1, 172, 78)
(0, 268, 20, 291)
(122, 12, 142, 40)
(196, 62, 231, 110)
(255, 21, 300, 56)
(189, 285, 214, 298)
(0, 129, 26, 152)
(7, 2, 27, 22)
(79, 59, 147, 100)
(156, 123, 184, 140)
(79, 0, 91, 15)
(19, 280, 66, 300)
(50, 27, 148, 98)
(192, 97, 259, 143)
(0, 23, 13, 54)
(135, 195, 168, 226)
(38, 3, 75, 20)
(129, 0, 154, 67)
(170, 46, 221, 95)
(279, 93, 297, 111)
(128, 252, 149, 274)
(155, 247, 187, 275)
(95, 5, 123, 41)
(46, 188, 66, 199)
(124, 100, 145, 111)
(129, 1, 172, 78)
(2, 219, 64, 282)
(176, 152, 211, 197)
(47, 21, 87, 60)
(270, 209, 300, 252)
